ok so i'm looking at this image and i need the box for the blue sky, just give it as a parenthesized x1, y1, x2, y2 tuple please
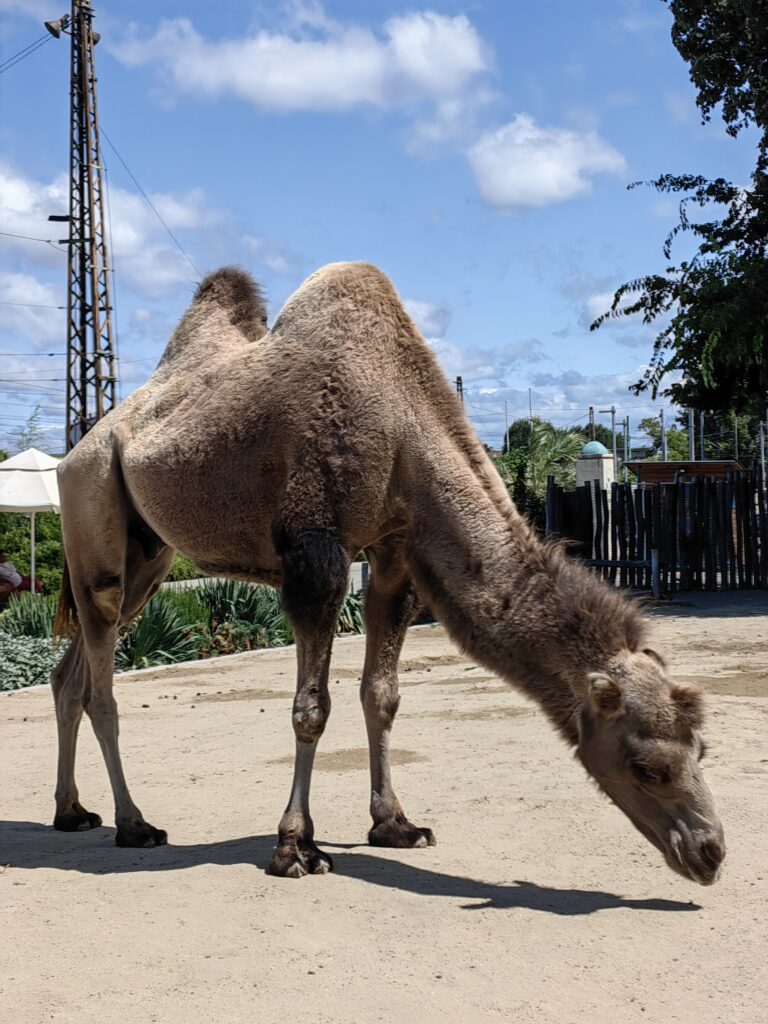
(0, 0, 758, 452)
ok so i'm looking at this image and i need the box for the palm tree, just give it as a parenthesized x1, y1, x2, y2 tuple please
(495, 420, 584, 497)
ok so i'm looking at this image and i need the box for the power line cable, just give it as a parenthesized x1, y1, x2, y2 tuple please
(102, 157, 122, 400)
(0, 230, 67, 254)
(101, 128, 202, 280)
(0, 34, 51, 75)
(0, 301, 65, 309)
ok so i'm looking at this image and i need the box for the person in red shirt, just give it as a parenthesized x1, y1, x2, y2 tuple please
(0, 549, 42, 602)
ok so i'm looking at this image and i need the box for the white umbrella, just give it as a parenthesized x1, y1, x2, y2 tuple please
(0, 447, 61, 590)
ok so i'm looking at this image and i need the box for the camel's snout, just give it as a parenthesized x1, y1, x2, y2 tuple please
(668, 826, 726, 886)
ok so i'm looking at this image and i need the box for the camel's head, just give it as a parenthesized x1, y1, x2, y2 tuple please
(576, 648, 725, 886)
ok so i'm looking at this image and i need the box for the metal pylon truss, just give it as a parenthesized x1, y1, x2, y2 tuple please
(65, 0, 116, 450)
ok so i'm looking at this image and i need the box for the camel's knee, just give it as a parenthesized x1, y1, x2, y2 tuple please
(362, 676, 400, 726)
(83, 573, 124, 627)
(292, 690, 331, 744)
(278, 528, 349, 628)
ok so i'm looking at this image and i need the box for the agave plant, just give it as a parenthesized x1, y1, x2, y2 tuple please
(337, 591, 365, 634)
(115, 593, 201, 671)
(0, 592, 58, 638)
(195, 578, 275, 629)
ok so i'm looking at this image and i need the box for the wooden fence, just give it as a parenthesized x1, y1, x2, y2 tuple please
(545, 469, 768, 593)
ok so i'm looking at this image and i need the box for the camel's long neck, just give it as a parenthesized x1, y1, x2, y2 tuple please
(404, 451, 643, 744)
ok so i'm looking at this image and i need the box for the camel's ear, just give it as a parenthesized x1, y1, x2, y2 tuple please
(643, 647, 667, 669)
(587, 673, 624, 718)
(670, 684, 704, 734)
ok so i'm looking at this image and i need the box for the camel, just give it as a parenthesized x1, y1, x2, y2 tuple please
(51, 261, 725, 885)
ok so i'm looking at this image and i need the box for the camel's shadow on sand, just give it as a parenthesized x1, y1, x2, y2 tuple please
(1, 820, 700, 915)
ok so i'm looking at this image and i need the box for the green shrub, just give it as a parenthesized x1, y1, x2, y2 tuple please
(196, 578, 273, 627)
(0, 631, 69, 690)
(194, 579, 293, 653)
(161, 587, 209, 625)
(0, 510, 64, 595)
(115, 593, 202, 671)
(0, 592, 58, 638)
(166, 553, 203, 581)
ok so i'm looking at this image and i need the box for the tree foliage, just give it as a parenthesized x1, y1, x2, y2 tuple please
(592, 0, 768, 417)
(11, 404, 46, 453)
(638, 417, 691, 460)
(0, 510, 64, 595)
(496, 419, 586, 530)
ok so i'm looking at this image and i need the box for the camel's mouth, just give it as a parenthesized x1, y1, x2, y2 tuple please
(630, 814, 725, 886)
(666, 828, 724, 886)
(643, 826, 724, 886)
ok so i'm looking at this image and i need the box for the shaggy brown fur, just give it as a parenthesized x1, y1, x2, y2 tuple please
(50, 261, 724, 884)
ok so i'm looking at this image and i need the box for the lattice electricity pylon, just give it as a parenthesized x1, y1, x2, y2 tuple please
(48, 2, 117, 451)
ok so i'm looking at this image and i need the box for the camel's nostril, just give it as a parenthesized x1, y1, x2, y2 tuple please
(701, 838, 725, 871)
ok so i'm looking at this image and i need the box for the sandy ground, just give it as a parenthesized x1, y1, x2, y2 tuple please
(1, 592, 767, 1024)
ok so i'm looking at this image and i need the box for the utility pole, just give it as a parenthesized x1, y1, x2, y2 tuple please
(588, 406, 595, 441)
(599, 405, 617, 476)
(504, 399, 509, 453)
(46, 2, 117, 451)
(733, 412, 739, 461)
(623, 415, 630, 482)
(660, 409, 668, 460)
(699, 411, 705, 461)
(455, 376, 463, 404)
(688, 409, 695, 460)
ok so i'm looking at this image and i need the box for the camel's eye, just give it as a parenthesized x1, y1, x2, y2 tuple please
(631, 762, 670, 786)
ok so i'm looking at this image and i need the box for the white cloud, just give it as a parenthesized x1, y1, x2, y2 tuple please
(582, 288, 646, 328)
(404, 297, 452, 339)
(0, 271, 64, 349)
(664, 91, 696, 124)
(109, 10, 491, 113)
(429, 335, 544, 386)
(0, 160, 214, 298)
(242, 234, 300, 277)
(468, 114, 627, 209)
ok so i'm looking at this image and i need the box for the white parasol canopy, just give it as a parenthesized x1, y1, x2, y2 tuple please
(0, 447, 61, 589)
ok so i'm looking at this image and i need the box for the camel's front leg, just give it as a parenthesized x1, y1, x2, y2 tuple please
(361, 546, 436, 849)
(267, 528, 350, 878)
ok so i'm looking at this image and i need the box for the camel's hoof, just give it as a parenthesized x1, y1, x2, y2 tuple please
(266, 838, 333, 878)
(115, 820, 168, 848)
(53, 804, 103, 832)
(368, 818, 436, 849)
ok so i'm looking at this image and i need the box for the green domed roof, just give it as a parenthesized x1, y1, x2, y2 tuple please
(580, 440, 610, 456)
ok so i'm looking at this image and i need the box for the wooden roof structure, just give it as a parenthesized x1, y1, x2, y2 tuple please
(625, 460, 744, 484)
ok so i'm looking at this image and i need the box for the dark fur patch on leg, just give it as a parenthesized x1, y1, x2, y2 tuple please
(278, 528, 349, 627)
(128, 516, 168, 562)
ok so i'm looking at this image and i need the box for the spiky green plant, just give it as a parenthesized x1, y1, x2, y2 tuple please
(115, 593, 201, 671)
(0, 592, 58, 638)
(162, 587, 209, 625)
(195, 578, 275, 629)
(337, 591, 365, 634)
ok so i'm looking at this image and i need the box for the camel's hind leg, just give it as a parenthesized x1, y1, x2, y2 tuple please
(53, 495, 173, 846)
(267, 529, 350, 878)
(51, 630, 102, 831)
(361, 541, 435, 848)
